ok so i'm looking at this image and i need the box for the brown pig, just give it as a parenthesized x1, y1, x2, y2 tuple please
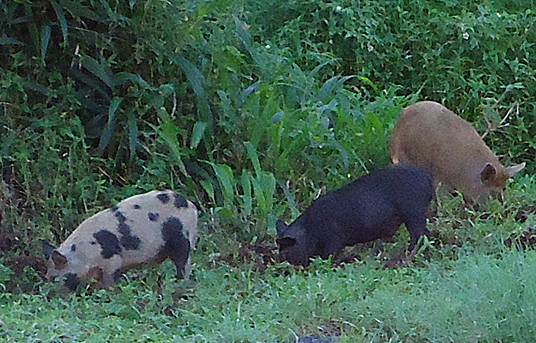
(389, 101, 525, 204)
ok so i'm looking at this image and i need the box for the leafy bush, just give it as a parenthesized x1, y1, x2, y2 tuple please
(249, 0, 536, 166)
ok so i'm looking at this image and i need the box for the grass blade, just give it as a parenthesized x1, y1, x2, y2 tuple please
(190, 122, 207, 149)
(244, 141, 261, 177)
(81, 54, 115, 90)
(127, 113, 138, 159)
(51, 0, 68, 43)
(99, 97, 122, 151)
(40, 24, 51, 63)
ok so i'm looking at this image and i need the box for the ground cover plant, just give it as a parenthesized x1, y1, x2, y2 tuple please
(1, 0, 535, 341)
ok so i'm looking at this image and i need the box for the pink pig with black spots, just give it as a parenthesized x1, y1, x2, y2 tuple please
(44, 190, 198, 290)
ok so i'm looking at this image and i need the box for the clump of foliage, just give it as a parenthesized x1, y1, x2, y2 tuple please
(250, 0, 536, 163)
(0, 0, 406, 250)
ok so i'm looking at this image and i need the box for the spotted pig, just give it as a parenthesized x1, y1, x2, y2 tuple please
(43, 190, 198, 290)
(389, 101, 525, 204)
(277, 165, 434, 266)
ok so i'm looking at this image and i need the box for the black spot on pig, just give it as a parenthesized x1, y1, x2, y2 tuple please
(71, 244, 76, 252)
(173, 193, 188, 208)
(158, 217, 190, 278)
(64, 273, 80, 291)
(157, 193, 170, 204)
(113, 209, 141, 250)
(148, 212, 159, 222)
(277, 165, 434, 266)
(118, 224, 141, 250)
(133, 204, 141, 209)
(114, 209, 127, 223)
(93, 230, 122, 259)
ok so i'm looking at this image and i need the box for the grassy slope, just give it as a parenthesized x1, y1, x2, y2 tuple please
(2, 177, 536, 342)
(3, 236, 536, 342)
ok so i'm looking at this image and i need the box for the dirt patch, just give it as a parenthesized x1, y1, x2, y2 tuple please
(513, 204, 536, 223)
(287, 318, 360, 342)
(3, 255, 47, 279)
(505, 228, 536, 250)
(2, 255, 48, 294)
(216, 236, 423, 273)
(503, 205, 536, 250)
(216, 237, 279, 272)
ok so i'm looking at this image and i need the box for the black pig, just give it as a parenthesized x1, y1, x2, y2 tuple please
(277, 166, 434, 266)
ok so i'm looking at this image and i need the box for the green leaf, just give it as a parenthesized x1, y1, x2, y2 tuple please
(200, 180, 215, 202)
(127, 113, 138, 159)
(99, 97, 122, 151)
(51, 0, 68, 42)
(271, 111, 284, 124)
(99, 0, 116, 20)
(0, 36, 23, 45)
(244, 141, 261, 177)
(190, 122, 207, 149)
(156, 108, 188, 176)
(278, 180, 300, 218)
(23, 80, 52, 97)
(40, 25, 51, 63)
(71, 67, 111, 100)
(115, 72, 152, 89)
(260, 173, 276, 207)
(57, 0, 99, 21)
(251, 176, 266, 211)
(319, 75, 355, 103)
(234, 16, 252, 49)
(210, 162, 235, 207)
(171, 55, 206, 99)
(171, 54, 213, 131)
(81, 54, 115, 89)
(240, 170, 253, 216)
(359, 76, 379, 93)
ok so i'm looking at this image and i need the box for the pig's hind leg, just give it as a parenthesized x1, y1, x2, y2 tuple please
(165, 238, 191, 279)
(161, 218, 192, 279)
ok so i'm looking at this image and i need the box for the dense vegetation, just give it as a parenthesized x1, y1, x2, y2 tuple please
(1, 0, 535, 341)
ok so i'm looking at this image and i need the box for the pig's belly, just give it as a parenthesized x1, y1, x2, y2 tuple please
(349, 216, 403, 244)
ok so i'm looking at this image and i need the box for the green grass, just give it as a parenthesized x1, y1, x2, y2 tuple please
(2, 177, 536, 342)
(3, 232, 536, 342)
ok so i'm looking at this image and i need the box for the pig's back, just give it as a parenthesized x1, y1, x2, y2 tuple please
(306, 166, 433, 239)
(390, 101, 498, 183)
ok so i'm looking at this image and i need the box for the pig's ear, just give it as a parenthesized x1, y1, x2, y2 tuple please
(51, 251, 68, 270)
(42, 240, 56, 259)
(506, 162, 526, 178)
(480, 163, 497, 183)
(276, 220, 288, 236)
(278, 237, 297, 250)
